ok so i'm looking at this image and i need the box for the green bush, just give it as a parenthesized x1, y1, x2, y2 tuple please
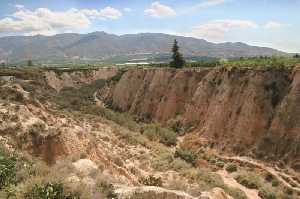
(139, 175, 162, 187)
(151, 152, 174, 171)
(216, 161, 225, 168)
(24, 182, 80, 199)
(224, 187, 248, 199)
(271, 179, 279, 187)
(174, 148, 197, 166)
(167, 118, 183, 134)
(185, 60, 220, 68)
(159, 130, 177, 146)
(258, 186, 277, 199)
(225, 163, 238, 173)
(109, 70, 126, 82)
(209, 158, 217, 164)
(143, 124, 177, 146)
(195, 169, 225, 188)
(235, 171, 261, 189)
(0, 148, 17, 189)
(171, 158, 191, 171)
(283, 187, 293, 195)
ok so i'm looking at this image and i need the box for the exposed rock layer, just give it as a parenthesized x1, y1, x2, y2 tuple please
(100, 67, 300, 163)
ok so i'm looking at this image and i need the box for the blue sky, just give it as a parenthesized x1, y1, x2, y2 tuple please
(0, 0, 299, 52)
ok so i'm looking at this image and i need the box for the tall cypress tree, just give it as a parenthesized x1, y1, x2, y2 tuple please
(27, 60, 33, 66)
(170, 39, 185, 68)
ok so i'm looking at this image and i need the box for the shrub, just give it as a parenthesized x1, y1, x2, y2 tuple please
(235, 171, 261, 189)
(224, 187, 248, 199)
(258, 186, 277, 199)
(171, 158, 191, 171)
(209, 158, 217, 164)
(109, 70, 126, 82)
(0, 147, 17, 189)
(283, 187, 293, 195)
(225, 163, 238, 173)
(151, 152, 174, 171)
(144, 124, 177, 146)
(271, 179, 279, 187)
(167, 118, 183, 134)
(139, 175, 163, 187)
(96, 175, 117, 199)
(265, 173, 274, 182)
(28, 122, 47, 148)
(216, 161, 225, 168)
(24, 182, 80, 199)
(159, 130, 177, 146)
(174, 148, 197, 166)
(195, 169, 225, 189)
(143, 124, 160, 141)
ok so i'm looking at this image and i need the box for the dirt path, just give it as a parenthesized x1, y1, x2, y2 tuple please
(217, 170, 261, 199)
(93, 91, 103, 107)
(219, 156, 300, 194)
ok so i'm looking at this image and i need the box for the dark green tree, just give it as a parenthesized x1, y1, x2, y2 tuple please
(170, 39, 185, 68)
(294, 54, 300, 58)
(27, 60, 33, 66)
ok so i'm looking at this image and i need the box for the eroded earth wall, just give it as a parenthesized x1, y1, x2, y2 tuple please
(102, 67, 300, 163)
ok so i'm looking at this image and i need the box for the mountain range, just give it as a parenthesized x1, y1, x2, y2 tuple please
(0, 31, 287, 64)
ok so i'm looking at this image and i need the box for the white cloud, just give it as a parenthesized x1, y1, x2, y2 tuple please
(196, 0, 226, 9)
(182, 0, 227, 13)
(0, 6, 122, 36)
(81, 7, 122, 20)
(189, 19, 258, 42)
(15, 4, 25, 9)
(264, 21, 289, 29)
(144, 1, 176, 18)
(124, 8, 132, 12)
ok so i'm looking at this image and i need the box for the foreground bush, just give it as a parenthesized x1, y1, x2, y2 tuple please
(139, 175, 163, 187)
(24, 182, 80, 199)
(0, 147, 17, 189)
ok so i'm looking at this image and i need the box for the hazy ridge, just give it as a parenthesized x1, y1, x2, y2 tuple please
(0, 31, 286, 64)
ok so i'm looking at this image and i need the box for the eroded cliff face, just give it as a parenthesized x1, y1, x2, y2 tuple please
(45, 68, 118, 91)
(101, 67, 300, 163)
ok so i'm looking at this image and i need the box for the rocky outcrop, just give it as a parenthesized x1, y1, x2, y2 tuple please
(100, 67, 300, 163)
